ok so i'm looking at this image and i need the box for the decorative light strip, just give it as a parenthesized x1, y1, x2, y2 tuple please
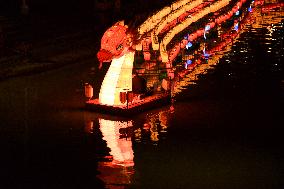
(160, 0, 231, 57)
(137, 0, 194, 36)
(154, 0, 203, 36)
(167, 0, 249, 63)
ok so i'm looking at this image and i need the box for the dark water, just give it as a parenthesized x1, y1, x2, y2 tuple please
(0, 3, 283, 189)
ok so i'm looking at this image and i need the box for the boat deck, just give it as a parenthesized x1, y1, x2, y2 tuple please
(85, 93, 171, 116)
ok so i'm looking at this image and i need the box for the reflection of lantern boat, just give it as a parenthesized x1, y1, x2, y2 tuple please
(99, 118, 134, 166)
(97, 118, 135, 187)
(85, 0, 260, 115)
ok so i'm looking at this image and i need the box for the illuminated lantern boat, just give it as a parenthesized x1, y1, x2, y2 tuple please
(85, 0, 257, 115)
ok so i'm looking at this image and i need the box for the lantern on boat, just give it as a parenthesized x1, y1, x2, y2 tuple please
(225, 14, 230, 20)
(209, 22, 215, 29)
(151, 35, 159, 50)
(216, 18, 221, 24)
(162, 78, 171, 91)
(120, 91, 127, 104)
(169, 73, 174, 79)
(143, 52, 151, 61)
(237, 2, 242, 7)
(188, 33, 197, 41)
(135, 43, 143, 51)
(127, 91, 134, 103)
(197, 29, 203, 37)
(232, 7, 238, 13)
(84, 83, 93, 100)
(228, 11, 233, 17)
(180, 39, 187, 48)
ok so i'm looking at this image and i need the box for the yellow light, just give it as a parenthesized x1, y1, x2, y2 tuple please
(137, 0, 199, 36)
(155, 0, 203, 35)
(99, 52, 134, 106)
(138, 6, 171, 36)
(160, 44, 169, 62)
(151, 32, 160, 50)
(135, 42, 143, 51)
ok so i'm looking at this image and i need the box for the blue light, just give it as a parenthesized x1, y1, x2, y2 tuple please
(248, 6, 252, 12)
(187, 60, 192, 64)
(234, 23, 239, 31)
(203, 47, 209, 58)
(185, 60, 192, 69)
(235, 10, 239, 15)
(186, 42, 192, 49)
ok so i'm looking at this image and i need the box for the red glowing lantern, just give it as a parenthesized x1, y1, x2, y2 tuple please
(143, 123, 151, 130)
(120, 91, 127, 104)
(175, 45, 180, 52)
(143, 52, 151, 61)
(85, 83, 93, 100)
(180, 39, 187, 48)
(168, 72, 175, 79)
(179, 13, 187, 21)
(180, 41, 185, 49)
(209, 22, 215, 29)
(232, 7, 238, 13)
(127, 91, 134, 102)
(216, 18, 221, 24)
(188, 63, 195, 69)
(197, 30, 203, 37)
(162, 78, 171, 91)
(225, 15, 230, 20)
(237, 2, 242, 7)
(189, 33, 197, 41)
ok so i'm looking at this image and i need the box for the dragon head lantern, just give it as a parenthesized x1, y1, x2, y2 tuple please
(97, 21, 133, 69)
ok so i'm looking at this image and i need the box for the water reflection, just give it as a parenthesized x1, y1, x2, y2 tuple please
(82, 105, 174, 187)
(141, 107, 173, 143)
(99, 118, 134, 167)
(95, 118, 134, 188)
